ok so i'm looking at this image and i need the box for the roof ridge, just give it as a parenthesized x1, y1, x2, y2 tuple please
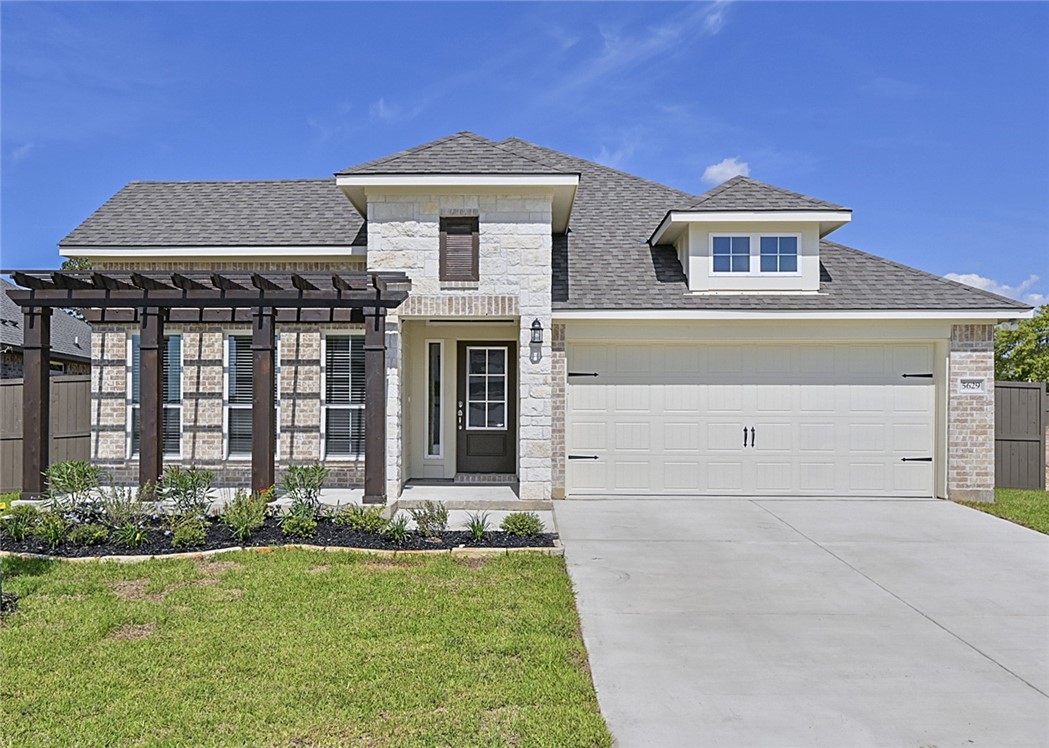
(337, 131, 498, 174)
(499, 137, 696, 200)
(126, 178, 334, 186)
(821, 239, 1032, 309)
(689, 175, 847, 210)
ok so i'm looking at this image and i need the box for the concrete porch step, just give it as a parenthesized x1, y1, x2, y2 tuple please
(392, 498, 554, 512)
(453, 473, 518, 485)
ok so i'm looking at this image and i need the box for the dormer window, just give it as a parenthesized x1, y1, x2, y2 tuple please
(711, 234, 801, 275)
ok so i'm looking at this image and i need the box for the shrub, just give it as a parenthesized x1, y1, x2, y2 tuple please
(281, 464, 329, 511)
(158, 466, 215, 515)
(33, 512, 70, 548)
(68, 523, 110, 547)
(98, 486, 140, 528)
(45, 460, 102, 505)
(2, 504, 39, 542)
(221, 490, 267, 542)
(333, 504, 387, 533)
(281, 503, 318, 539)
(171, 519, 208, 548)
(408, 501, 448, 537)
(116, 521, 149, 549)
(499, 512, 545, 537)
(464, 511, 491, 541)
(384, 514, 410, 544)
(0, 492, 20, 512)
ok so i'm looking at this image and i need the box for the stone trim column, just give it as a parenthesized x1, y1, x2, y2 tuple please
(947, 324, 995, 502)
(551, 323, 567, 499)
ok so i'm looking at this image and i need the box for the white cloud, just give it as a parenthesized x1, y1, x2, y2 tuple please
(368, 97, 424, 124)
(10, 143, 36, 162)
(944, 272, 1048, 305)
(702, 156, 749, 185)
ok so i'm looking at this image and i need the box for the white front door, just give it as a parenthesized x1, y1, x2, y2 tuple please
(566, 342, 936, 496)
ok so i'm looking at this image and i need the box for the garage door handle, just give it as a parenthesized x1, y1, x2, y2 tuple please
(568, 455, 599, 460)
(751, 427, 756, 448)
(743, 427, 748, 447)
(900, 457, 932, 462)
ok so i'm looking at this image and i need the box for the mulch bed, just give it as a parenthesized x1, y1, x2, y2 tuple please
(0, 516, 557, 558)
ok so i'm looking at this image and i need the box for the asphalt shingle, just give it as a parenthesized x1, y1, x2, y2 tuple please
(683, 175, 849, 212)
(1, 278, 92, 362)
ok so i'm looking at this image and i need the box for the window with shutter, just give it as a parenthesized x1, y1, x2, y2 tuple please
(439, 216, 479, 282)
(129, 334, 182, 457)
(323, 334, 366, 457)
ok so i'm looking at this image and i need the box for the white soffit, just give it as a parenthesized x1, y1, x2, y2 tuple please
(650, 210, 854, 245)
(553, 308, 1033, 322)
(335, 173, 580, 233)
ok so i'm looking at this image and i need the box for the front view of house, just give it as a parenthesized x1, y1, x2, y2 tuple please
(42, 132, 1029, 503)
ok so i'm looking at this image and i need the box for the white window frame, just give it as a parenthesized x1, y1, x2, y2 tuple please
(223, 332, 280, 460)
(127, 331, 183, 460)
(709, 233, 803, 277)
(465, 345, 509, 432)
(321, 332, 366, 460)
(425, 339, 444, 459)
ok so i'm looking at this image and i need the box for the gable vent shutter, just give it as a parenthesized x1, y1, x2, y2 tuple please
(440, 217, 479, 282)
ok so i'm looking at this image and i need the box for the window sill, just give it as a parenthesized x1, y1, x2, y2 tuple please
(439, 281, 481, 290)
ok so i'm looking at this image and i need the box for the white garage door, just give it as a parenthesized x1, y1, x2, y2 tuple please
(566, 342, 936, 497)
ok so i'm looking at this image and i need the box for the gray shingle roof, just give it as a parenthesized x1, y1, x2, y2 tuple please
(683, 175, 848, 212)
(1, 278, 92, 362)
(496, 138, 1027, 312)
(337, 131, 573, 176)
(60, 179, 365, 248)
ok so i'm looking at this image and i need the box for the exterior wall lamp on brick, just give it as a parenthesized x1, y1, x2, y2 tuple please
(530, 319, 543, 345)
(529, 318, 544, 364)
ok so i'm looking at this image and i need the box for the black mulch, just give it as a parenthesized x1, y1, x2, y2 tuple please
(1, 592, 17, 617)
(0, 516, 557, 558)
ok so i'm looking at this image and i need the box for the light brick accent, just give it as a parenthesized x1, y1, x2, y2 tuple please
(551, 323, 567, 499)
(399, 294, 519, 317)
(93, 260, 365, 272)
(948, 324, 995, 502)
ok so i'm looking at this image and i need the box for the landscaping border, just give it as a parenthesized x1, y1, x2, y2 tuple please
(0, 540, 564, 564)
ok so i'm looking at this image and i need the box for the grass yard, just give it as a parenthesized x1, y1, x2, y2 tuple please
(961, 488, 1049, 534)
(0, 550, 611, 748)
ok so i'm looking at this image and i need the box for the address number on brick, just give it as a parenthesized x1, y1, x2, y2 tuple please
(958, 378, 985, 394)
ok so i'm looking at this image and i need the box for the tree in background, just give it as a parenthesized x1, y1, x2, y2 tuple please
(995, 305, 1049, 381)
(59, 257, 92, 319)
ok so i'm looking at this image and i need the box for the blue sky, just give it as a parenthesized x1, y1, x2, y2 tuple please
(3, 1, 1047, 303)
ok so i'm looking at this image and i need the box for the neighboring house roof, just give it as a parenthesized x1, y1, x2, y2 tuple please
(337, 131, 574, 176)
(53, 132, 1029, 313)
(0, 278, 92, 362)
(60, 179, 365, 248)
(682, 175, 849, 212)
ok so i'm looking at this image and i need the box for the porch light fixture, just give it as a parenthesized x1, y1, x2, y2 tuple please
(530, 318, 543, 345)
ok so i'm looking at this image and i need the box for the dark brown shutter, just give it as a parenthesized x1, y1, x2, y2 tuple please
(439, 217, 479, 282)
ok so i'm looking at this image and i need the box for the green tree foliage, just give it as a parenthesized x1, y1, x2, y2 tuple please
(995, 305, 1049, 381)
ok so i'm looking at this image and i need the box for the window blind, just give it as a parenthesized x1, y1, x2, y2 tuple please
(325, 335, 365, 456)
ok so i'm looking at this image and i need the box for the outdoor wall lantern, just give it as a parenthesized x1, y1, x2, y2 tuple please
(530, 318, 544, 345)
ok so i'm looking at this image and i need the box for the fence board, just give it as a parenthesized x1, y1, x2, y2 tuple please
(994, 381, 1047, 490)
(0, 375, 91, 494)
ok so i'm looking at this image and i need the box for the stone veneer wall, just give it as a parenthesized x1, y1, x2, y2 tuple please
(550, 323, 567, 499)
(367, 192, 554, 500)
(947, 324, 995, 502)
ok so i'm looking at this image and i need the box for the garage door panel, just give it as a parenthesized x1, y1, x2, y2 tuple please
(849, 423, 886, 452)
(707, 461, 744, 491)
(799, 462, 836, 492)
(894, 462, 933, 493)
(755, 461, 792, 492)
(614, 422, 651, 451)
(848, 462, 889, 492)
(708, 422, 747, 451)
(893, 423, 932, 452)
(706, 385, 744, 412)
(614, 385, 651, 411)
(797, 422, 837, 452)
(849, 385, 889, 412)
(664, 461, 701, 491)
(664, 422, 700, 451)
(570, 421, 607, 451)
(614, 461, 651, 491)
(664, 385, 701, 412)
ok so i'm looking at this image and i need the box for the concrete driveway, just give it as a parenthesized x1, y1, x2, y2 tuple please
(554, 498, 1049, 747)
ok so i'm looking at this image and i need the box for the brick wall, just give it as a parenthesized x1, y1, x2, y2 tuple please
(551, 323, 567, 499)
(947, 324, 995, 502)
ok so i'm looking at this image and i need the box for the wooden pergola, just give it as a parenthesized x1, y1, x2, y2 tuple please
(5, 269, 410, 503)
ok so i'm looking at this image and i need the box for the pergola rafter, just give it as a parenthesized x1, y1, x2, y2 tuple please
(4, 269, 411, 503)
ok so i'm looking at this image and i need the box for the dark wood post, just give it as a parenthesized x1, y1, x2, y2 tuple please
(138, 307, 165, 490)
(251, 307, 276, 492)
(363, 307, 387, 504)
(21, 306, 51, 498)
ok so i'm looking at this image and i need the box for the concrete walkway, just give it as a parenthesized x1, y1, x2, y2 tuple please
(554, 498, 1049, 747)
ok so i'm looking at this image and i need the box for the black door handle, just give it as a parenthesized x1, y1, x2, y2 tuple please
(743, 427, 748, 447)
(750, 427, 756, 448)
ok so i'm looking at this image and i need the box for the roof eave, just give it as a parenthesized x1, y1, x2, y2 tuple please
(649, 209, 854, 245)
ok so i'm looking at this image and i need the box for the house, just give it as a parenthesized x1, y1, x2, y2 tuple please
(1, 277, 91, 377)
(47, 132, 1030, 502)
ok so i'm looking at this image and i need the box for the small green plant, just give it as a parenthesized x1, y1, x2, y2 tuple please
(333, 504, 387, 533)
(99, 486, 140, 528)
(464, 511, 491, 541)
(68, 523, 110, 547)
(32, 512, 70, 548)
(0, 491, 20, 511)
(171, 518, 208, 548)
(45, 460, 102, 505)
(280, 503, 318, 539)
(116, 521, 149, 549)
(407, 500, 448, 537)
(2, 504, 39, 542)
(158, 466, 215, 515)
(220, 490, 267, 542)
(281, 464, 329, 511)
(499, 512, 545, 537)
(384, 514, 410, 544)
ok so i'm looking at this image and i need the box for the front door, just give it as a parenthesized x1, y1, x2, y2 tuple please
(457, 341, 517, 474)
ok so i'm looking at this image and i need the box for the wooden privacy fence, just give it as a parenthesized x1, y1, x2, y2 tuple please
(0, 375, 90, 494)
(994, 381, 1048, 490)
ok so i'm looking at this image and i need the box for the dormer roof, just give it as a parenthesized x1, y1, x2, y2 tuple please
(684, 175, 849, 212)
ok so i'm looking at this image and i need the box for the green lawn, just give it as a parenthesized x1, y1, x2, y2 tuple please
(961, 488, 1049, 534)
(0, 550, 611, 748)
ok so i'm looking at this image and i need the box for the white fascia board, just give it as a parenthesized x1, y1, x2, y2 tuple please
(335, 174, 580, 188)
(60, 245, 367, 258)
(650, 210, 852, 245)
(553, 308, 1033, 322)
